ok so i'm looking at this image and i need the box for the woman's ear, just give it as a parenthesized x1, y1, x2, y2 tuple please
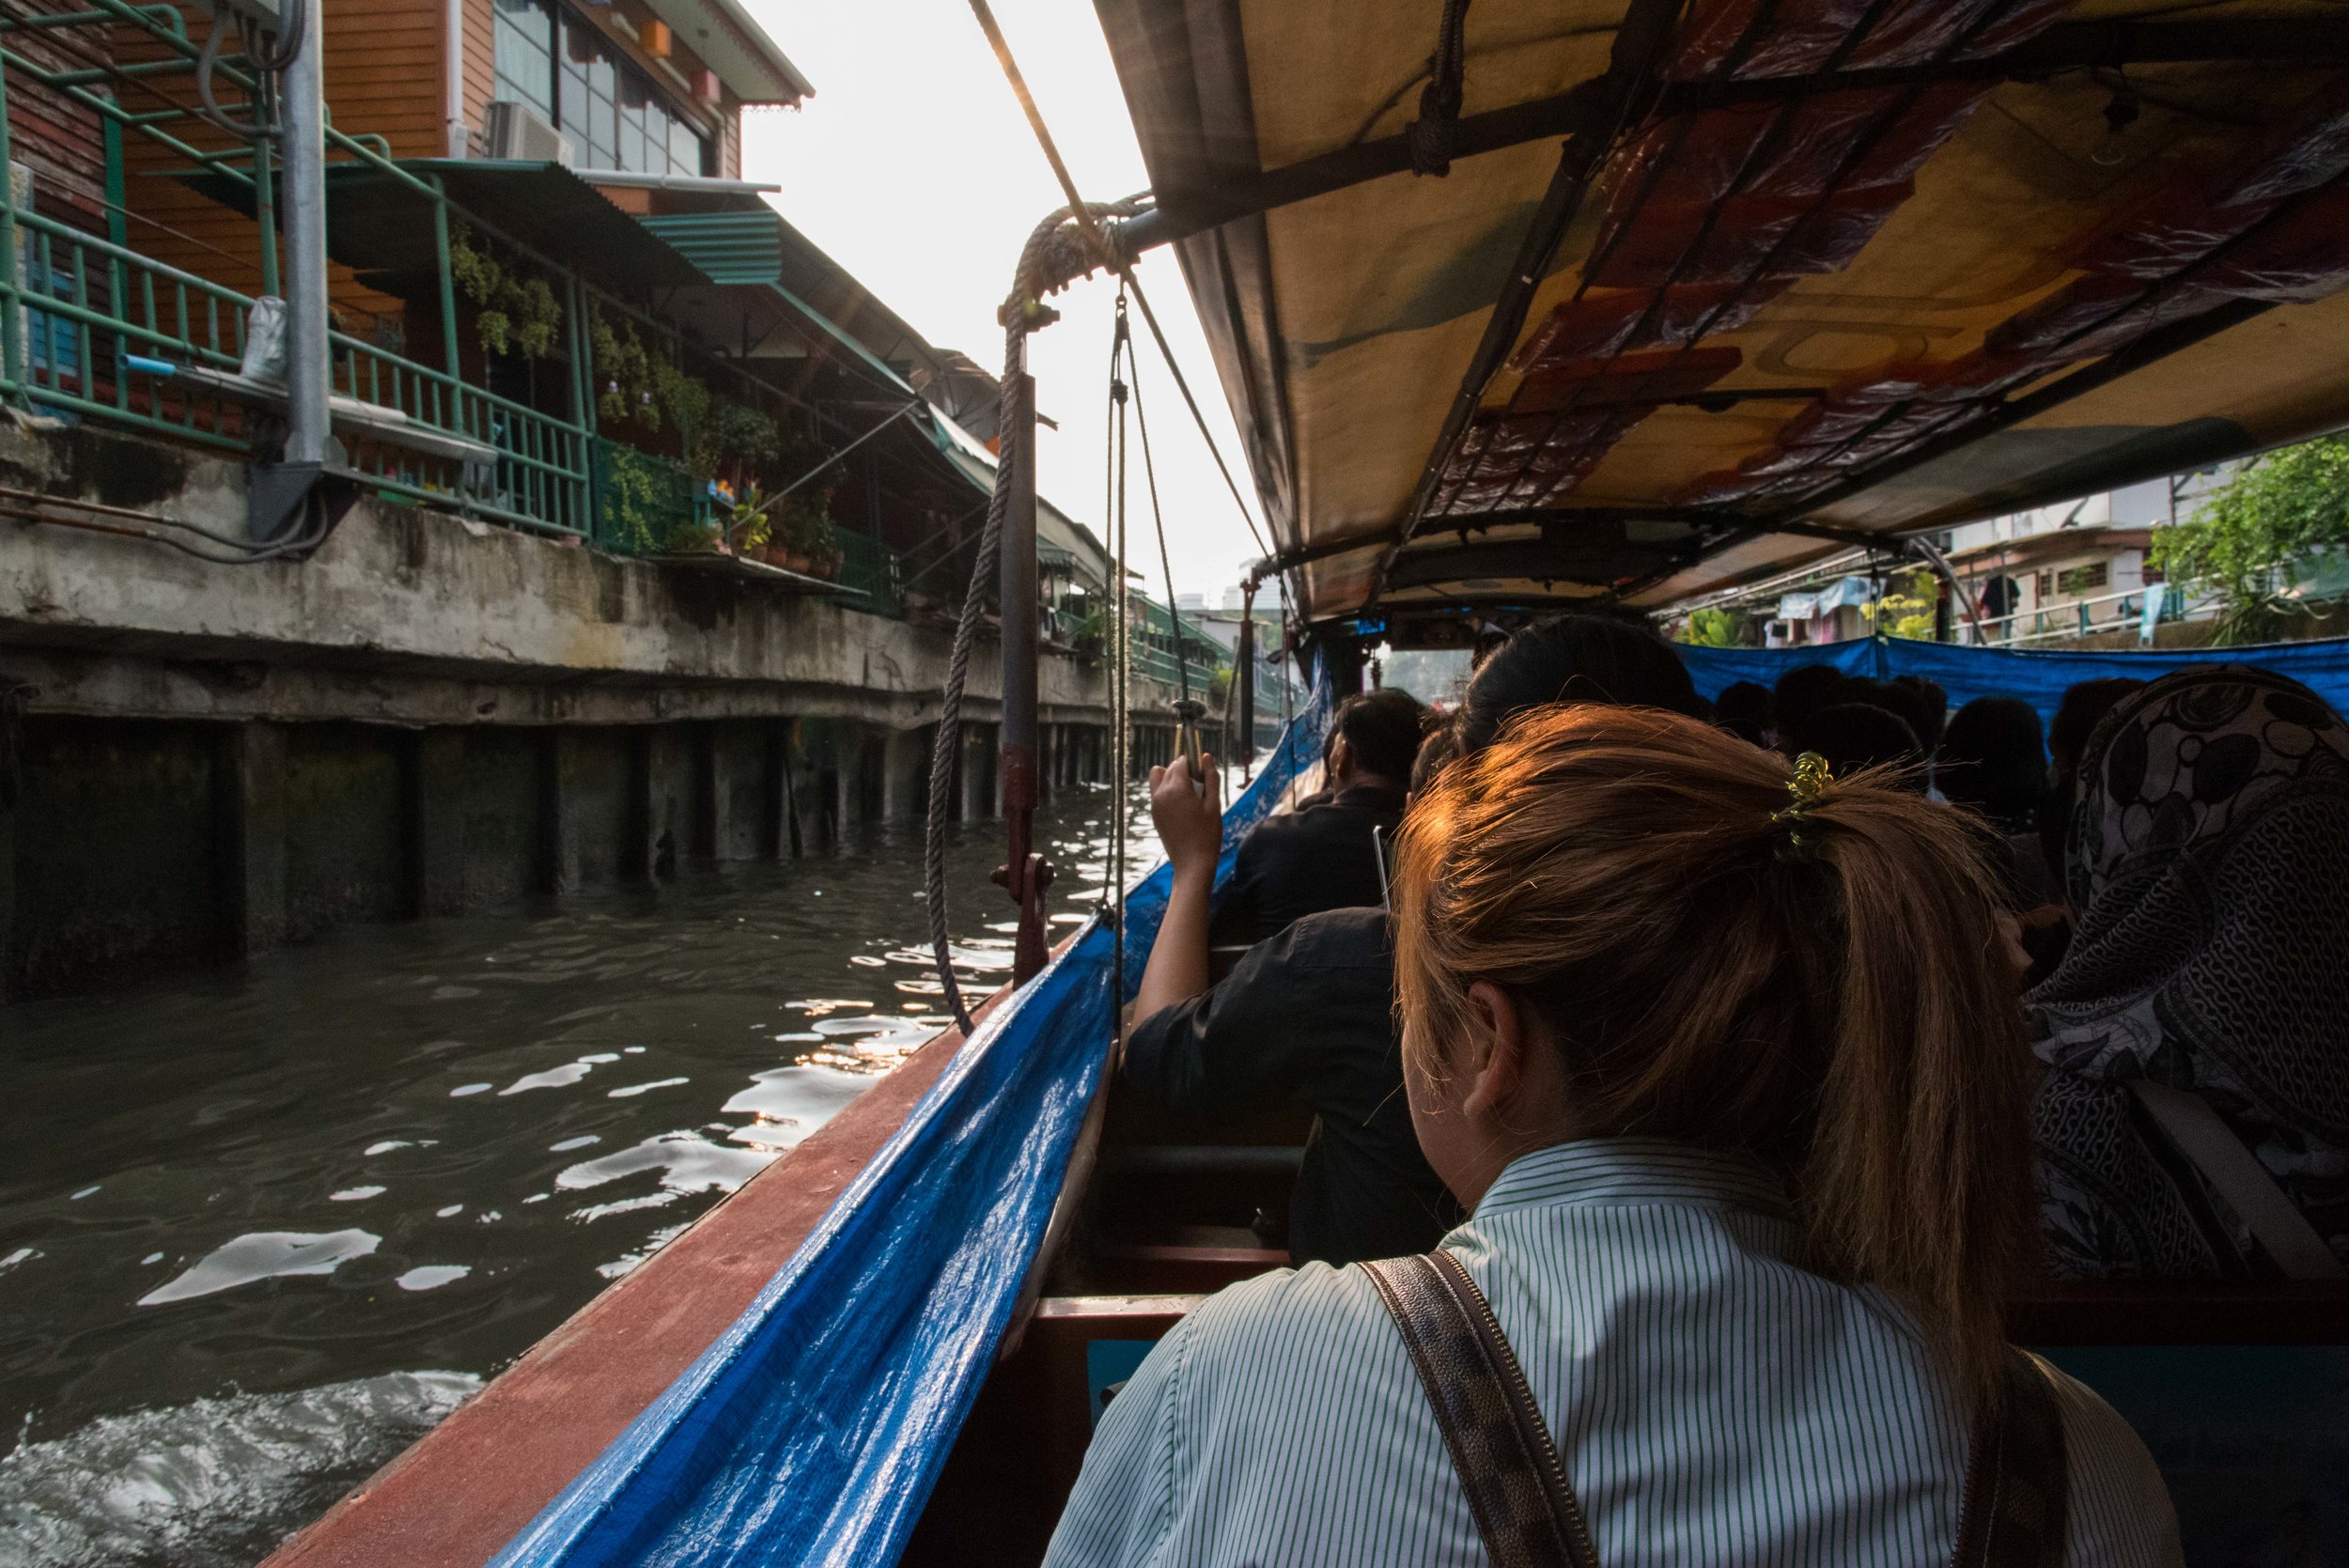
(1460, 980, 1529, 1123)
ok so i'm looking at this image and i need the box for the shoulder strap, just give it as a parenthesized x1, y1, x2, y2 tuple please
(2125, 1079, 2346, 1279)
(1361, 1250, 1597, 1568)
(1952, 1349, 2072, 1568)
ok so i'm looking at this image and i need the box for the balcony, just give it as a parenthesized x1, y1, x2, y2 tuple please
(0, 0, 946, 618)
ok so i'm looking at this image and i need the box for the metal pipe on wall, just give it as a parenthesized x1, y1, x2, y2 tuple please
(277, 0, 329, 470)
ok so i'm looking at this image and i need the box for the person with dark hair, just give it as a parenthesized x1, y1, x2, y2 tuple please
(1212, 687, 1424, 944)
(1883, 675, 1950, 754)
(1770, 661, 1857, 746)
(1125, 725, 1464, 1269)
(1938, 695, 2056, 911)
(2039, 677, 2148, 896)
(1787, 699, 1923, 781)
(2031, 667, 2349, 1281)
(1713, 679, 1774, 748)
(1456, 613, 1708, 754)
(1126, 613, 1710, 1266)
(1939, 697, 2047, 831)
(1057, 706, 2178, 1568)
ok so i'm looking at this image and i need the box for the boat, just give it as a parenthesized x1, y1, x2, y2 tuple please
(269, 3, 2349, 1564)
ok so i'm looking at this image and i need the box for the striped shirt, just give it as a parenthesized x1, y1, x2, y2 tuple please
(1044, 1139, 2180, 1568)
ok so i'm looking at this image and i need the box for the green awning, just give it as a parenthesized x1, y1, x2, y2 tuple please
(176, 158, 708, 298)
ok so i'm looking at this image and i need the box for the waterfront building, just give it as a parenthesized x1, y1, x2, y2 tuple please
(0, 0, 1218, 999)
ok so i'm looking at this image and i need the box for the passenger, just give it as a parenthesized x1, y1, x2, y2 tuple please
(1456, 613, 1709, 753)
(1052, 706, 2178, 1568)
(1788, 698, 1924, 780)
(1713, 678, 1774, 747)
(1939, 695, 2055, 909)
(1769, 660, 1856, 745)
(1123, 725, 1466, 1268)
(1211, 688, 1423, 944)
(2038, 676, 2147, 893)
(2030, 667, 2349, 1281)
(1125, 613, 1703, 1267)
(1881, 674, 1950, 755)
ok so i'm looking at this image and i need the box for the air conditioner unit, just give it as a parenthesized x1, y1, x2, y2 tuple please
(483, 100, 573, 166)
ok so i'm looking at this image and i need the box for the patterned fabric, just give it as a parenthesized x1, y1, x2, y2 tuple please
(2028, 667, 2349, 1278)
(1043, 1140, 2180, 1568)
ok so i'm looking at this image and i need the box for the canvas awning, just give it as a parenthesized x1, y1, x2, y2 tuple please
(1095, 1, 2349, 631)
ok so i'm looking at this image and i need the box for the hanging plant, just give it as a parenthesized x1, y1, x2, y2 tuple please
(449, 222, 562, 360)
(590, 308, 659, 427)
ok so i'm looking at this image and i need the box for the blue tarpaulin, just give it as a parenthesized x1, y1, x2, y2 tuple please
(1678, 634, 2349, 728)
(488, 682, 1333, 1568)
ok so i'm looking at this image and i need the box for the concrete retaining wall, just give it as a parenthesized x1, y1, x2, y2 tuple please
(0, 422, 1192, 1001)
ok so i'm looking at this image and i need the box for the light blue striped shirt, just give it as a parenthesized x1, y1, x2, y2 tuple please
(1045, 1139, 2180, 1568)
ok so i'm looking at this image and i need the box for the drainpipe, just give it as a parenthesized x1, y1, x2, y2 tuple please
(443, 0, 466, 158)
(248, 0, 334, 544)
(279, 0, 328, 467)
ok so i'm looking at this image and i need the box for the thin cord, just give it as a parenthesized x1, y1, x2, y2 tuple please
(1119, 300, 1191, 710)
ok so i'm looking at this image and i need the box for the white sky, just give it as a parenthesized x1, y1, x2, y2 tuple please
(738, 1, 1270, 606)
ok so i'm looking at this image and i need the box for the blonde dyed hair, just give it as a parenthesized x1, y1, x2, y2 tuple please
(1393, 704, 2033, 1409)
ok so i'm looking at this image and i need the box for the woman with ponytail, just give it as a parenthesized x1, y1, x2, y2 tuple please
(1049, 706, 2178, 1568)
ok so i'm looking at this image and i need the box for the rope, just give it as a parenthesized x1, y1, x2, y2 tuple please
(1117, 293, 1192, 712)
(922, 198, 1145, 1035)
(1407, 0, 1471, 176)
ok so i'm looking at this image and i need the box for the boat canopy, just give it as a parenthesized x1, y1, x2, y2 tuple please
(1094, 1, 2349, 632)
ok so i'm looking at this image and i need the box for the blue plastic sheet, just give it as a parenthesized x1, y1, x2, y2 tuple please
(488, 680, 1333, 1568)
(1678, 633, 2349, 728)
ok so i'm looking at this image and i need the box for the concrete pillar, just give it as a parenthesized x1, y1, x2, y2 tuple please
(620, 726, 654, 880)
(760, 719, 788, 858)
(224, 720, 288, 955)
(410, 729, 468, 915)
(537, 729, 584, 893)
(835, 721, 866, 837)
(880, 725, 925, 819)
(690, 722, 729, 862)
(959, 723, 989, 820)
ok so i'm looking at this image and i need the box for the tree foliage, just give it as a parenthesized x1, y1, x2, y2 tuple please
(1681, 607, 1744, 647)
(2151, 437, 2349, 644)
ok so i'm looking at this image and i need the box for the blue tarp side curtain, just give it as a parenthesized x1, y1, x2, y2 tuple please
(488, 679, 1336, 1568)
(1678, 633, 2349, 729)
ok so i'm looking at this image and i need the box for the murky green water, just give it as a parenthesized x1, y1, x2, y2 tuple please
(0, 785, 1159, 1568)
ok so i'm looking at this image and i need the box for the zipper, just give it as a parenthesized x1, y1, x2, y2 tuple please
(1440, 1251, 1603, 1568)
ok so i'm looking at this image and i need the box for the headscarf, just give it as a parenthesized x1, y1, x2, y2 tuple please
(2028, 665, 2349, 1278)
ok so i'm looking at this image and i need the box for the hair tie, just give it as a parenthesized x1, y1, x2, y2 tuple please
(1772, 752, 1834, 847)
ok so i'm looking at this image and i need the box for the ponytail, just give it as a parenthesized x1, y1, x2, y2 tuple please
(1393, 706, 2034, 1410)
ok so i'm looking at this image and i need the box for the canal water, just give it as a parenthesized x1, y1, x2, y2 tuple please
(0, 782, 1179, 1568)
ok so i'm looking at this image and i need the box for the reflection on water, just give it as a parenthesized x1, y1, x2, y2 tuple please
(0, 784, 1165, 1568)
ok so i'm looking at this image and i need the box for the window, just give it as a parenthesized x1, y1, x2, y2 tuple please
(497, 0, 710, 178)
(2056, 561, 2108, 596)
(492, 0, 555, 121)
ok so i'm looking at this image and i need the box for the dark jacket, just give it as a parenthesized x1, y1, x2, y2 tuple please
(1124, 908, 1459, 1267)
(1209, 783, 1405, 946)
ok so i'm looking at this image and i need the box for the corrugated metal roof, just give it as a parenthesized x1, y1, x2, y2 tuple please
(638, 211, 784, 287)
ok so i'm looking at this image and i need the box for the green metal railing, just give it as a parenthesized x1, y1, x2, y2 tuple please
(589, 437, 708, 553)
(832, 528, 901, 617)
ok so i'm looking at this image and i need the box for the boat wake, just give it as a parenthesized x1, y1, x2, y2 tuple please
(0, 1370, 480, 1568)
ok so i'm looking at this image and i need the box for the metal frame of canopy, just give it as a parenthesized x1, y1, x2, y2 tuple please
(1090, 2, 2349, 642)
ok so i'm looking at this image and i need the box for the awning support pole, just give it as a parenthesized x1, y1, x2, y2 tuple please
(993, 368, 1052, 986)
(1237, 578, 1256, 783)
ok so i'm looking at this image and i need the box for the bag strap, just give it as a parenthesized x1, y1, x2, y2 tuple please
(2125, 1079, 2346, 1279)
(1368, 1252, 2074, 1568)
(1952, 1350, 2072, 1568)
(1361, 1250, 1597, 1568)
